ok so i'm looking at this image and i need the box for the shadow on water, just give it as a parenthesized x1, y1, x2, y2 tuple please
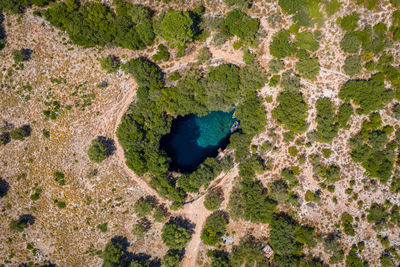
(160, 111, 234, 173)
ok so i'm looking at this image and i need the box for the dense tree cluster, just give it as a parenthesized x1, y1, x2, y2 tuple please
(349, 113, 395, 183)
(44, 0, 155, 49)
(0, 0, 53, 14)
(339, 74, 392, 114)
(117, 58, 267, 205)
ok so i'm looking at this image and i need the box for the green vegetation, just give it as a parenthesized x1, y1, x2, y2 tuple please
(132, 218, 150, 238)
(161, 223, 191, 249)
(340, 32, 361, 53)
(97, 223, 108, 233)
(295, 32, 319, 52)
(223, 9, 259, 44)
(133, 196, 156, 218)
(343, 55, 362, 76)
(229, 236, 267, 266)
(10, 126, 28, 141)
(270, 30, 295, 59)
(44, 0, 155, 49)
(315, 98, 338, 142)
(273, 90, 308, 133)
(99, 55, 120, 73)
(339, 74, 391, 114)
(295, 52, 320, 80)
(162, 250, 182, 267)
(201, 211, 228, 246)
(203, 189, 224, 211)
(152, 44, 169, 62)
(87, 138, 108, 163)
(341, 212, 355, 236)
(9, 215, 34, 232)
(337, 12, 360, 31)
(160, 9, 193, 47)
(54, 171, 65, 186)
(337, 103, 353, 128)
(224, 0, 252, 8)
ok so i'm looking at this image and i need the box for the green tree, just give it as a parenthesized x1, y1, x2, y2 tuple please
(229, 236, 266, 266)
(10, 127, 27, 141)
(315, 98, 338, 142)
(161, 223, 191, 249)
(273, 90, 308, 133)
(102, 241, 124, 266)
(270, 30, 295, 59)
(201, 211, 229, 246)
(343, 55, 362, 76)
(161, 250, 181, 267)
(340, 32, 360, 53)
(160, 9, 193, 47)
(224, 0, 252, 8)
(88, 139, 108, 163)
(338, 12, 360, 31)
(295, 55, 320, 80)
(12, 49, 26, 63)
(122, 57, 163, 88)
(133, 196, 156, 218)
(295, 32, 319, 52)
(223, 9, 259, 43)
(204, 189, 224, 211)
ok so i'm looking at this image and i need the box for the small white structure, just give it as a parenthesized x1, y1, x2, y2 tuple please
(262, 244, 274, 258)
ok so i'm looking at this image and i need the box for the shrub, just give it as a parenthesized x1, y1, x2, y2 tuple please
(153, 205, 169, 222)
(169, 72, 181, 81)
(268, 59, 284, 73)
(201, 211, 228, 246)
(88, 139, 108, 163)
(152, 44, 169, 62)
(133, 196, 156, 218)
(132, 218, 151, 238)
(243, 49, 256, 65)
(99, 55, 120, 73)
(196, 47, 211, 65)
(122, 57, 163, 88)
(340, 32, 360, 53)
(161, 223, 191, 249)
(9, 218, 29, 232)
(337, 103, 353, 128)
(343, 55, 362, 76)
(224, 0, 252, 8)
(288, 146, 299, 157)
(54, 171, 65, 186)
(10, 127, 27, 141)
(97, 223, 108, 233)
(229, 236, 265, 266)
(204, 189, 224, 211)
(12, 49, 27, 63)
(367, 202, 388, 225)
(392, 103, 400, 119)
(55, 199, 66, 209)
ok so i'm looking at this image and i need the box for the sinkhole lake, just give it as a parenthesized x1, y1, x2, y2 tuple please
(161, 110, 236, 173)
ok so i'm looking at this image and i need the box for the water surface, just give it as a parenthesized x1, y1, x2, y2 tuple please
(161, 110, 235, 173)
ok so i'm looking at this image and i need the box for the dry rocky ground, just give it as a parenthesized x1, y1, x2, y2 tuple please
(1, 0, 400, 266)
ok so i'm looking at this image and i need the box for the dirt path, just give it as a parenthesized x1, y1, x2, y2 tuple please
(111, 82, 165, 203)
(180, 164, 239, 267)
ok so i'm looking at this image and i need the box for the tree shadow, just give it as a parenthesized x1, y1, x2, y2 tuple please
(97, 136, 116, 157)
(21, 125, 31, 137)
(21, 49, 33, 61)
(167, 216, 196, 235)
(19, 214, 35, 225)
(1, 132, 10, 145)
(0, 178, 9, 197)
(109, 236, 160, 266)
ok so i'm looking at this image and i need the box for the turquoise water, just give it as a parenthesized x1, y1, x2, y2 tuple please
(161, 110, 236, 173)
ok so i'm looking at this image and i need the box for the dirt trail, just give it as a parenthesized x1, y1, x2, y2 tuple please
(180, 165, 239, 267)
(111, 82, 164, 202)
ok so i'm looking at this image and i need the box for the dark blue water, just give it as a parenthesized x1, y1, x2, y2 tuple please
(161, 110, 236, 173)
